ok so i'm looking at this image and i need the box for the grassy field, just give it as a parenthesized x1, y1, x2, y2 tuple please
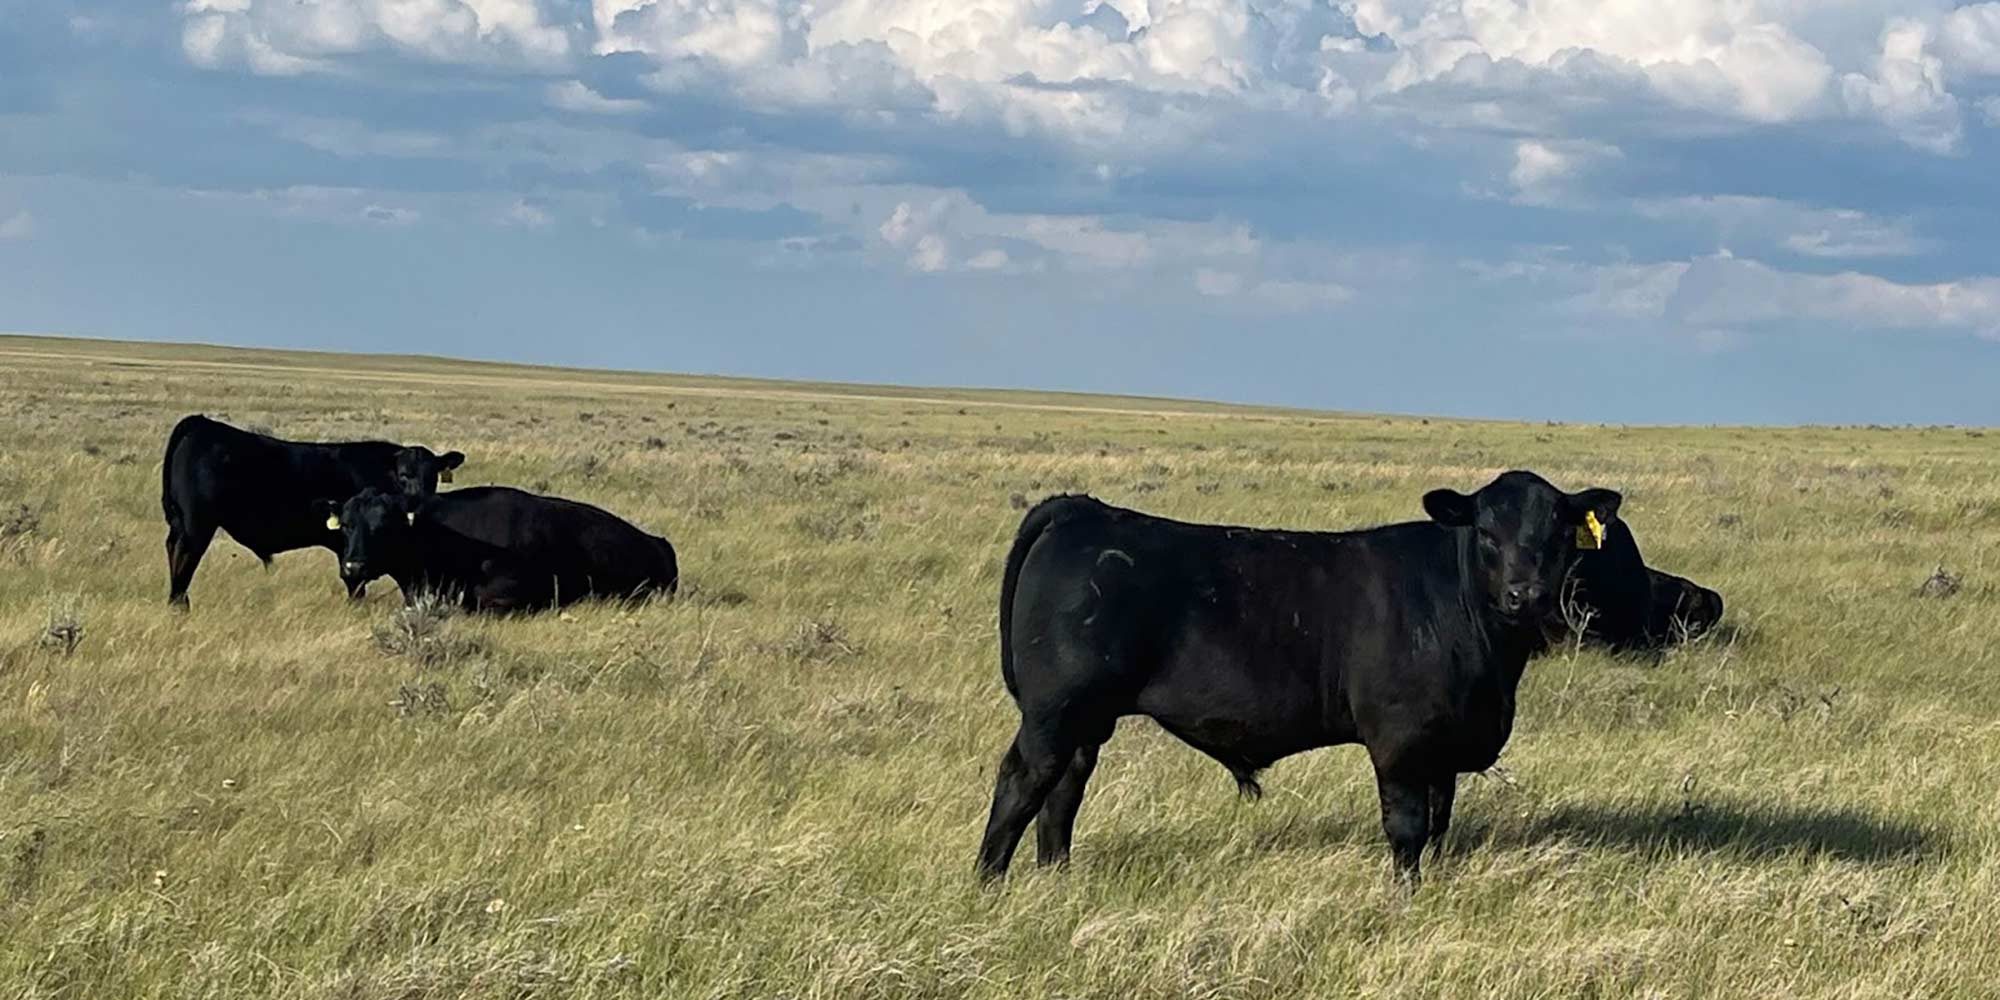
(3, 334, 1998, 998)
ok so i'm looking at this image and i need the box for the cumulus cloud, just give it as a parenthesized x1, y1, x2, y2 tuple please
(1940, 3, 2000, 75)
(1840, 18, 1961, 154)
(1352, 0, 1835, 123)
(149, 0, 2000, 350)
(175, 0, 2000, 161)
(180, 0, 576, 73)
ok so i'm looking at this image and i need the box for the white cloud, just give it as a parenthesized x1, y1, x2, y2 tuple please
(175, 0, 2000, 160)
(1195, 268, 1350, 311)
(0, 210, 34, 241)
(1353, 0, 1836, 123)
(1558, 260, 1693, 320)
(1666, 253, 2000, 337)
(965, 248, 1012, 271)
(1940, 3, 2000, 75)
(1840, 18, 1961, 154)
(1506, 139, 1619, 204)
(180, 0, 574, 73)
(502, 199, 554, 229)
(1539, 251, 2000, 340)
(361, 203, 420, 225)
(1635, 196, 1929, 259)
(546, 80, 649, 115)
(862, 187, 1359, 310)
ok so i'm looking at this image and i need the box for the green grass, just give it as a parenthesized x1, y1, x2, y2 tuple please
(2, 334, 1998, 998)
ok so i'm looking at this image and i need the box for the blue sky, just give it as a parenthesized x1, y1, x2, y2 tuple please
(5, 0, 2000, 424)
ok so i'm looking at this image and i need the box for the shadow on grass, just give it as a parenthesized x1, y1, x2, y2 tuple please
(1506, 800, 1943, 864)
(1079, 798, 1942, 876)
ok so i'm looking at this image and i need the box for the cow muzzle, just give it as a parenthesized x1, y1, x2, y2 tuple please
(1500, 583, 1547, 616)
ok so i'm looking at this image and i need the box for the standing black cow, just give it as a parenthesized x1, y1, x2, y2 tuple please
(976, 471, 1622, 886)
(315, 486, 678, 612)
(161, 415, 464, 609)
(1569, 519, 1724, 651)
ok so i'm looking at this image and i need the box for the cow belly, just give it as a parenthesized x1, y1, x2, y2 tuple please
(1134, 655, 1340, 769)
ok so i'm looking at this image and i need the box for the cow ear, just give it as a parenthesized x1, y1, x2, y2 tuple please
(1568, 488, 1622, 526)
(312, 498, 342, 531)
(440, 451, 465, 470)
(1422, 488, 1477, 527)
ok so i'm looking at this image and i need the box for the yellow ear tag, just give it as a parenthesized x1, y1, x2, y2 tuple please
(440, 470, 454, 484)
(1576, 510, 1605, 550)
(325, 514, 342, 531)
(406, 512, 417, 526)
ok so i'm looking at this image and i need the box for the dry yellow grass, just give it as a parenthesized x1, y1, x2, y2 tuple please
(3, 334, 1998, 998)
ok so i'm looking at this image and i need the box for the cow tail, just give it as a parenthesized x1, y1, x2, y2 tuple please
(161, 414, 206, 532)
(997, 494, 1093, 700)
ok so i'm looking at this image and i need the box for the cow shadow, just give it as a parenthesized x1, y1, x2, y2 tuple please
(1081, 798, 1941, 876)
(1488, 800, 1943, 864)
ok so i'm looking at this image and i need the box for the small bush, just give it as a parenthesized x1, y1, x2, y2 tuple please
(1916, 565, 1961, 599)
(785, 619, 859, 663)
(390, 681, 452, 720)
(792, 502, 877, 543)
(40, 598, 84, 657)
(1, 504, 40, 542)
(372, 596, 489, 666)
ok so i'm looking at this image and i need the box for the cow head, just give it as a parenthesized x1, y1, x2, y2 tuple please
(392, 447, 465, 500)
(1650, 571, 1725, 641)
(1423, 471, 1622, 623)
(314, 488, 419, 589)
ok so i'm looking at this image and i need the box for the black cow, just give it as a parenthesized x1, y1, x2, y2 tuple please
(976, 471, 1622, 886)
(315, 486, 678, 612)
(1569, 519, 1724, 651)
(161, 415, 464, 609)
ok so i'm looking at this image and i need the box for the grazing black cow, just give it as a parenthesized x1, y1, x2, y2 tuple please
(161, 415, 464, 609)
(976, 471, 1622, 886)
(1568, 519, 1724, 650)
(315, 486, 678, 612)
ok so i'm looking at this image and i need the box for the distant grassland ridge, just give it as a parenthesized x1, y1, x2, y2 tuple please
(2, 334, 1997, 998)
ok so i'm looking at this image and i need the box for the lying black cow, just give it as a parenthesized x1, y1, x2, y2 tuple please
(1569, 519, 1724, 650)
(316, 486, 678, 612)
(977, 471, 1621, 886)
(162, 414, 464, 609)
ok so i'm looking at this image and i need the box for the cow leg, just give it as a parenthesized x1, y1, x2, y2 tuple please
(1374, 769, 1431, 887)
(976, 727, 1070, 882)
(1034, 743, 1101, 868)
(165, 522, 215, 610)
(1428, 775, 1457, 861)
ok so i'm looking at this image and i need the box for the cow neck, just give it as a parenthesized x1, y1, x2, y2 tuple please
(383, 523, 441, 599)
(1449, 526, 1549, 672)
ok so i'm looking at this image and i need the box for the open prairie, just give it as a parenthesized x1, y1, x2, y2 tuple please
(2, 334, 1998, 998)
